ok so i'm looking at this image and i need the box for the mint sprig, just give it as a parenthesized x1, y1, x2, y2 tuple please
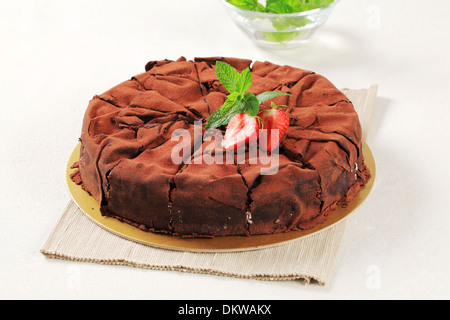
(227, 0, 265, 12)
(227, 0, 334, 13)
(205, 61, 292, 129)
(226, 0, 335, 44)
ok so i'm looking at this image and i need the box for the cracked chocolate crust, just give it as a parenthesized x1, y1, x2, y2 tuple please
(72, 56, 371, 238)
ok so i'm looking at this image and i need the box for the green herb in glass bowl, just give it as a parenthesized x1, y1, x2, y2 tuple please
(227, 0, 334, 13)
(220, 0, 339, 49)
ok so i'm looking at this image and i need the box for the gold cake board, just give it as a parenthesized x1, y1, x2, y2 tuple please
(66, 141, 375, 253)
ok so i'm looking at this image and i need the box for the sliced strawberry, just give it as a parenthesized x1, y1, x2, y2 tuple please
(257, 108, 289, 152)
(221, 113, 259, 150)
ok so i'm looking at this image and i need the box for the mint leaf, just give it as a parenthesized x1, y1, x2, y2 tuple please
(265, 0, 294, 14)
(215, 61, 252, 96)
(227, 0, 261, 11)
(220, 92, 240, 116)
(286, 0, 302, 12)
(215, 61, 241, 94)
(256, 3, 266, 12)
(205, 99, 249, 129)
(241, 93, 260, 116)
(300, 0, 334, 11)
(235, 67, 252, 95)
(206, 108, 233, 129)
(256, 91, 293, 104)
(264, 31, 301, 43)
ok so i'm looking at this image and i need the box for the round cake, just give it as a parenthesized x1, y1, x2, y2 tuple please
(71, 56, 371, 238)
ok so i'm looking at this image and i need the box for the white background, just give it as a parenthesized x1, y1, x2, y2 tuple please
(1, 0, 449, 300)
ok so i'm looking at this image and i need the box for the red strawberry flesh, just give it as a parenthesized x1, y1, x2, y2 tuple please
(258, 109, 289, 152)
(222, 113, 259, 150)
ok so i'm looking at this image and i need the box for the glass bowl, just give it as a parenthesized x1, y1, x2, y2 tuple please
(219, 0, 340, 50)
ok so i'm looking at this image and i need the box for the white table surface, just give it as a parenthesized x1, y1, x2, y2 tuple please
(1, 0, 449, 300)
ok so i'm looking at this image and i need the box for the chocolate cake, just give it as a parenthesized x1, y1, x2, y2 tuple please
(71, 56, 371, 237)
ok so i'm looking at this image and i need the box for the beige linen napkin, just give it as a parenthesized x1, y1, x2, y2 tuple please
(41, 85, 378, 285)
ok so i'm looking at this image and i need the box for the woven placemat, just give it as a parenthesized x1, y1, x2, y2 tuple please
(41, 85, 378, 285)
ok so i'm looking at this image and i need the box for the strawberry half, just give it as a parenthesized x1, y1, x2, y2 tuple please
(257, 107, 289, 152)
(221, 113, 259, 150)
